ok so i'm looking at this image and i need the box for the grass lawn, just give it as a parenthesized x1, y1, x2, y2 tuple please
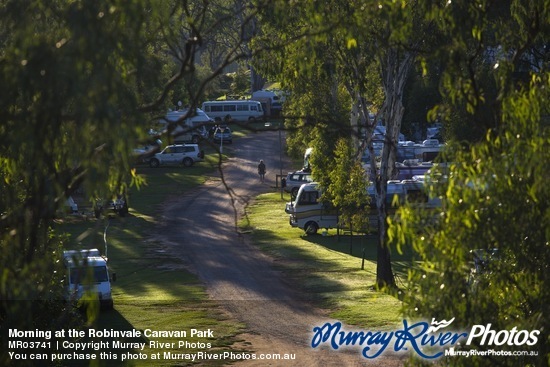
(242, 192, 412, 330)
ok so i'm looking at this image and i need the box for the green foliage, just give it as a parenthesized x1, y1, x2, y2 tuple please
(0, 1, 271, 351)
(210, 65, 252, 99)
(325, 139, 370, 231)
(390, 64, 550, 367)
(0, 0, 157, 352)
(253, 1, 365, 161)
(402, 64, 442, 139)
(421, 0, 549, 142)
(1, 0, 155, 206)
(391, 1, 550, 363)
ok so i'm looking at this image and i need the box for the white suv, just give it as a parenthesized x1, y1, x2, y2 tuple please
(149, 144, 204, 168)
(283, 171, 313, 199)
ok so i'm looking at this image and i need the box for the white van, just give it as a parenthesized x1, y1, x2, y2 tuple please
(201, 100, 264, 122)
(286, 180, 437, 235)
(162, 108, 211, 144)
(285, 182, 406, 234)
(63, 249, 115, 309)
(285, 183, 339, 235)
(251, 90, 285, 117)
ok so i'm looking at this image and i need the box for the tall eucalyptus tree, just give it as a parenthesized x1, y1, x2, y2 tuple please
(390, 1, 550, 365)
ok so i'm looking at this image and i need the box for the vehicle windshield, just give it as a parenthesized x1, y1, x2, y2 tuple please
(70, 266, 109, 285)
(296, 189, 319, 206)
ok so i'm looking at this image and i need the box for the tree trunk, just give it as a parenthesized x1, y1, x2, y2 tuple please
(375, 48, 415, 288)
(375, 176, 394, 288)
(350, 100, 361, 152)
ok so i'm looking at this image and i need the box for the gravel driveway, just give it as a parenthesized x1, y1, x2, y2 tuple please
(156, 131, 404, 366)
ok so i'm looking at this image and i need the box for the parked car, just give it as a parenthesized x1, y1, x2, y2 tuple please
(149, 144, 204, 168)
(213, 127, 233, 144)
(282, 171, 313, 199)
(94, 195, 128, 218)
(133, 138, 162, 164)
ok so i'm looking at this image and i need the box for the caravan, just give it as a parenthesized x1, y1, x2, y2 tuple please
(251, 90, 286, 117)
(285, 183, 339, 235)
(162, 108, 211, 144)
(285, 179, 438, 235)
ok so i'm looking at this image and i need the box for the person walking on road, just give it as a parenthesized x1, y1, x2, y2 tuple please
(258, 160, 266, 183)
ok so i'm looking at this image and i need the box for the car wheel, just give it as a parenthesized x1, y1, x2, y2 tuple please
(149, 158, 160, 168)
(182, 157, 194, 167)
(304, 221, 319, 235)
(291, 187, 299, 200)
(191, 135, 200, 144)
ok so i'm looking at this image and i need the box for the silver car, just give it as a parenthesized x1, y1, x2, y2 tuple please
(149, 144, 204, 168)
(283, 171, 313, 199)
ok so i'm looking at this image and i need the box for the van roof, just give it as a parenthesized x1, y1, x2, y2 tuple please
(165, 143, 199, 148)
(202, 100, 261, 104)
(63, 249, 108, 267)
(63, 249, 101, 259)
(164, 108, 211, 123)
(65, 256, 108, 267)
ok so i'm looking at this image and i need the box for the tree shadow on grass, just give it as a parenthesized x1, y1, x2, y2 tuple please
(299, 231, 417, 289)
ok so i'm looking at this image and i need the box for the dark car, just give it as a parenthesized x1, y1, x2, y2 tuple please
(213, 127, 232, 144)
(94, 195, 128, 218)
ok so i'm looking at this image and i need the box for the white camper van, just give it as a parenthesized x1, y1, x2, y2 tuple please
(162, 108, 211, 144)
(286, 179, 436, 235)
(284, 183, 339, 235)
(63, 249, 115, 309)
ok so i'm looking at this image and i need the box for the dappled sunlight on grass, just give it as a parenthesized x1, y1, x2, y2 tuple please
(129, 209, 157, 224)
(165, 172, 192, 183)
(245, 192, 404, 328)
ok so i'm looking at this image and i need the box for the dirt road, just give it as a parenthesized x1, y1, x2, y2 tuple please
(156, 131, 404, 366)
